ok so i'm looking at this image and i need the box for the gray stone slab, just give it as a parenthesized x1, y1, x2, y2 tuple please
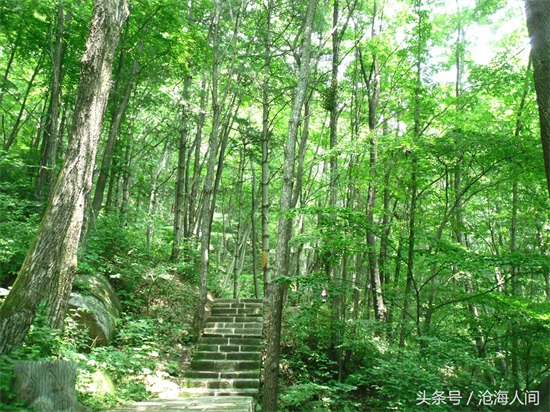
(108, 396, 256, 411)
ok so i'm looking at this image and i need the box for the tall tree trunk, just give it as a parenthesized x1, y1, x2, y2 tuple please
(525, 0, 550, 199)
(263, 0, 318, 409)
(90, 23, 139, 221)
(193, 0, 223, 335)
(328, 0, 339, 209)
(35, 4, 65, 200)
(251, 157, 260, 299)
(359, 0, 386, 322)
(233, 147, 246, 298)
(146, 141, 169, 249)
(510, 180, 520, 391)
(0, 0, 128, 354)
(171, 75, 192, 262)
(327, 0, 342, 362)
(186, 79, 208, 239)
(4, 55, 44, 153)
(508, 60, 532, 390)
(193, 0, 243, 332)
(400, 1, 424, 346)
(261, 0, 273, 295)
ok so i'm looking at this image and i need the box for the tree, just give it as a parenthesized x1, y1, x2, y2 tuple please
(0, 0, 129, 355)
(263, 0, 318, 409)
(35, 3, 66, 200)
(524, 0, 550, 199)
(171, 74, 192, 262)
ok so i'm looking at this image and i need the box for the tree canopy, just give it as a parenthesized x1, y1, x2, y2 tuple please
(0, 0, 548, 410)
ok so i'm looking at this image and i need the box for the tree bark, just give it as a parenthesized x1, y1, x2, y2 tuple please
(263, 0, 318, 409)
(12, 360, 89, 412)
(525, 0, 550, 199)
(0, 0, 129, 354)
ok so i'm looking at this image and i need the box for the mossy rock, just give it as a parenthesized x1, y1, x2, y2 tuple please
(69, 274, 122, 346)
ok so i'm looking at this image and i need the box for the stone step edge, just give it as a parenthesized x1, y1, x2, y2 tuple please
(185, 371, 260, 379)
(179, 388, 259, 396)
(202, 333, 263, 338)
(205, 322, 264, 327)
(203, 328, 263, 334)
(182, 377, 260, 389)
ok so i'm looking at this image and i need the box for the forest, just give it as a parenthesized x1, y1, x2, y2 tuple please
(0, 0, 549, 410)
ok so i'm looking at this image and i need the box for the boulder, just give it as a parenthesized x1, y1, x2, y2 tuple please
(69, 274, 122, 346)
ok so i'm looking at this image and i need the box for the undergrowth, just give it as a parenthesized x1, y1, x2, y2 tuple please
(0, 213, 199, 411)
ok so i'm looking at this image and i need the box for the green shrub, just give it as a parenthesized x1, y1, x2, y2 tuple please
(0, 186, 39, 283)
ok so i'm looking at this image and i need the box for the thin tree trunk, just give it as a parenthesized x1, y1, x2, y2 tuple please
(4, 55, 44, 153)
(359, 0, 386, 322)
(263, 0, 318, 409)
(146, 141, 169, 249)
(261, 0, 273, 295)
(0, 30, 20, 110)
(171, 75, 192, 262)
(119, 115, 134, 216)
(186, 79, 208, 239)
(233, 148, 246, 298)
(251, 157, 260, 299)
(508, 60, 531, 390)
(327, 0, 342, 361)
(35, 4, 65, 200)
(90, 42, 139, 221)
(0, 0, 128, 354)
(193, 0, 223, 335)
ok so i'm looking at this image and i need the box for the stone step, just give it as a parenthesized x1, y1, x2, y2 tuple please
(194, 351, 260, 361)
(210, 300, 262, 307)
(197, 343, 262, 353)
(176, 299, 263, 409)
(211, 300, 262, 306)
(205, 322, 263, 330)
(185, 370, 260, 380)
(190, 359, 260, 372)
(179, 387, 259, 397)
(207, 316, 264, 323)
(210, 307, 263, 317)
(203, 327, 263, 337)
(200, 336, 262, 346)
(183, 378, 259, 390)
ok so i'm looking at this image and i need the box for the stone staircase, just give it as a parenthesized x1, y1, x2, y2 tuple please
(109, 298, 264, 411)
(180, 298, 264, 399)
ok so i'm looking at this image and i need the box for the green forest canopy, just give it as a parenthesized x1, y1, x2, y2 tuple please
(0, 0, 548, 410)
